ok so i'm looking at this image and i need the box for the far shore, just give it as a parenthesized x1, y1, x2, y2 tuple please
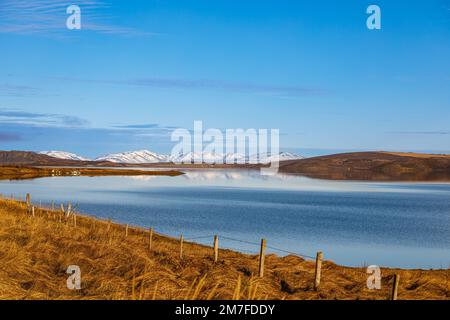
(0, 165, 184, 181)
(2, 150, 450, 182)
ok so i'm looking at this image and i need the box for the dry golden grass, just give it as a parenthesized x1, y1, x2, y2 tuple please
(382, 152, 450, 159)
(0, 197, 448, 300)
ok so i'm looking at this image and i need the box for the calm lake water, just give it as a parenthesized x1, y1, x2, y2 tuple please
(1, 169, 449, 269)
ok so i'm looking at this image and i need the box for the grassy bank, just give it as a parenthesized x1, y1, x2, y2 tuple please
(0, 166, 183, 180)
(0, 197, 448, 300)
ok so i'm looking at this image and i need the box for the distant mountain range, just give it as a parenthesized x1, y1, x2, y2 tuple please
(95, 150, 169, 164)
(39, 151, 89, 161)
(0, 151, 113, 167)
(38, 149, 305, 164)
(2, 150, 450, 181)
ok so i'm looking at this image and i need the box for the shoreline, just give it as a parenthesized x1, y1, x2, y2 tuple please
(3, 193, 448, 271)
(4, 164, 450, 185)
(0, 165, 184, 181)
(0, 196, 448, 300)
(2, 150, 450, 182)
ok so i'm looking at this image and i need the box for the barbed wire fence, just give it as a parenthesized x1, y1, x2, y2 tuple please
(1, 192, 402, 299)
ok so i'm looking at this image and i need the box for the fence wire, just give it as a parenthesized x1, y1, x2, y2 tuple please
(221, 235, 316, 260)
(15, 195, 320, 261)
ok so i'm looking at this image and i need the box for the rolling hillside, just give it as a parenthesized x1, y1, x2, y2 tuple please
(2, 150, 450, 181)
(0, 151, 114, 167)
(279, 152, 450, 181)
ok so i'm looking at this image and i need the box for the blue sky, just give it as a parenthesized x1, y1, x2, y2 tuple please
(0, 0, 449, 158)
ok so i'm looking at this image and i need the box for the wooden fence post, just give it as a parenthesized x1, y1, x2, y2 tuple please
(60, 204, 65, 219)
(314, 251, 323, 291)
(391, 274, 400, 300)
(32, 206, 35, 218)
(149, 227, 154, 250)
(26, 193, 30, 207)
(258, 239, 266, 278)
(125, 224, 129, 237)
(179, 235, 184, 259)
(213, 235, 219, 263)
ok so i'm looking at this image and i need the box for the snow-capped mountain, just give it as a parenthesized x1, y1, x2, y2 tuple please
(169, 151, 205, 163)
(169, 151, 304, 164)
(170, 152, 241, 164)
(40, 149, 304, 164)
(39, 151, 89, 161)
(95, 150, 168, 164)
(257, 152, 305, 164)
(224, 152, 247, 163)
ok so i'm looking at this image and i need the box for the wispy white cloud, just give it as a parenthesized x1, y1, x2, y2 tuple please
(110, 123, 177, 138)
(0, 107, 174, 140)
(0, 108, 89, 127)
(52, 76, 325, 97)
(0, 0, 149, 36)
(0, 84, 40, 97)
(0, 132, 21, 141)
(0, 107, 177, 157)
(112, 123, 161, 129)
(387, 131, 450, 135)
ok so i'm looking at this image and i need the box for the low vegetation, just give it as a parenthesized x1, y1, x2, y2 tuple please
(0, 197, 448, 300)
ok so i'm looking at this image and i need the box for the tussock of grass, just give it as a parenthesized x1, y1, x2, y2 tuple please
(0, 197, 448, 300)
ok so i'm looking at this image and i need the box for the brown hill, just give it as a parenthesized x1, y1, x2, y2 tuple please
(0, 151, 260, 169)
(0, 151, 60, 165)
(0, 151, 115, 167)
(3, 150, 450, 181)
(279, 152, 450, 181)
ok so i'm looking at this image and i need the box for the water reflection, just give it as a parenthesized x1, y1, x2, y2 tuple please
(0, 169, 449, 268)
(124, 169, 450, 194)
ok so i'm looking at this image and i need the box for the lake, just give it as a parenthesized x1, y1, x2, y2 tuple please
(1, 169, 449, 269)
